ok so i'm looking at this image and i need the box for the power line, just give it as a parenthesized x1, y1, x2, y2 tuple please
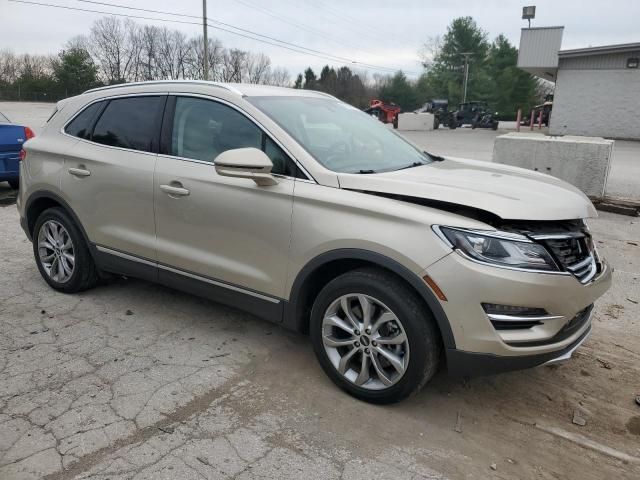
(74, 0, 412, 73)
(230, 0, 382, 60)
(7, 0, 360, 68)
(303, 0, 416, 48)
(75, 0, 354, 65)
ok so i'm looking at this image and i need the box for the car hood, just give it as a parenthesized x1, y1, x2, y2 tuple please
(336, 157, 597, 221)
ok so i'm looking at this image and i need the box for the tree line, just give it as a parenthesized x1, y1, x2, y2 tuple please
(0, 16, 290, 101)
(0, 14, 545, 118)
(295, 17, 548, 119)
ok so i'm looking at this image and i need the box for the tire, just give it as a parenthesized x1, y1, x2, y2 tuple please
(310, 268, 441, 404)
(492, 121, 499, 130)
(8, 179, 19, 190)
(33, 207, 99, 293)
(449, 119, 457, 129)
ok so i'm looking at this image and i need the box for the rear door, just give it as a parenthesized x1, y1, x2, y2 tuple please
(61, 95, 166, 261)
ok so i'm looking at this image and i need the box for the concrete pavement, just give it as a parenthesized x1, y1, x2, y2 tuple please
(1, 193, 640, 479)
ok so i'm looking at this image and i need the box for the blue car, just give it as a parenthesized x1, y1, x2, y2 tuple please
(0, 111, 34, 189)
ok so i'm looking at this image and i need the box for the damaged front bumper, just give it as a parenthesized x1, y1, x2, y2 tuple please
(446, 324, 592, 377)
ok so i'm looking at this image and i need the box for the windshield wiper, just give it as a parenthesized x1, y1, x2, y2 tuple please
(395, 161, 428, 171)
(358, 169, 377, 174)
(424, 151, 445, 161)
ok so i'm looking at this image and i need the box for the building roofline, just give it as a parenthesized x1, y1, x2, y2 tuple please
(559, 42, 640, 58)
(521, 26, 565, 31)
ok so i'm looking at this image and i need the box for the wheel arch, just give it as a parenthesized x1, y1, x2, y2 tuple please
(283, 249, 456, 349)
(25, 191, 93, 253)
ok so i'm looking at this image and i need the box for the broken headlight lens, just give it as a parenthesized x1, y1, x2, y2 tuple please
(436, 226, 559, 272)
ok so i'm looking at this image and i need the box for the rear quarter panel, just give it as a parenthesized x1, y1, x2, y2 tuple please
(19, 133, 77, 219)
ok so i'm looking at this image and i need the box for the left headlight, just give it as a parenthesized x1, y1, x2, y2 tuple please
(434, 226, 560, 272)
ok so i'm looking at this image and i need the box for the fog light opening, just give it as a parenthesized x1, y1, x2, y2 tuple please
(481, 303, 548, 317)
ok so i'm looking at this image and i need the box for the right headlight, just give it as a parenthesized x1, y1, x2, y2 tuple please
(434, 226, 560, 273)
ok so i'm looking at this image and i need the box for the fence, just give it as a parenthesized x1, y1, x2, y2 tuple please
(0, 87, 81, 102)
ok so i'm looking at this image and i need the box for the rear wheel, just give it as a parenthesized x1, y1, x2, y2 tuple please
(33, 207, 99, 293)
(8, 179, 19, 190)
(310, 268, 441, 404)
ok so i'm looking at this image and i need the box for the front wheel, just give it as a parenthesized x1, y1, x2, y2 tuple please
(33, 207, 99, 293)
(310, 268, 441, 404)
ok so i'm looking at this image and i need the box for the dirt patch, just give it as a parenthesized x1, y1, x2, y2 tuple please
(626, 416, 640, 436)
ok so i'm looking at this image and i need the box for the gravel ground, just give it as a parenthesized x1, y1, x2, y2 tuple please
(1, 101, 640, 479)
(1, 190, 639, 480)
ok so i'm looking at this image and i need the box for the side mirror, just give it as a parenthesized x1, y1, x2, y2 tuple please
(214, 147, 278, 186)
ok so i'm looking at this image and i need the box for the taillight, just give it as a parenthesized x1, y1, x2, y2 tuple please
(20, 126, 35, 161)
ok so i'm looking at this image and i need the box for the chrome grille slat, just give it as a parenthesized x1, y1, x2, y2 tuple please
(540, 231, 598, 284)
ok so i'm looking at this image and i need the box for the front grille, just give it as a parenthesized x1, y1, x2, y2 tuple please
(499, 220, 601, 283)
(544, 236, 588, 266)
(542, 235, 598, 283)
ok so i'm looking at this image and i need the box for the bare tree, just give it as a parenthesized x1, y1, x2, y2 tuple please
(420, 35, 442, 70)
(244, 52, 271, 84)
(221, 48, 246, 83)
(264, 67, 290, 87)
(88, 17, 137, 83)
(0, 50, 20, 84)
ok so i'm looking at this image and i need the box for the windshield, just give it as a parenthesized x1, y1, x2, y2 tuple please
(247, 96, 432, 173)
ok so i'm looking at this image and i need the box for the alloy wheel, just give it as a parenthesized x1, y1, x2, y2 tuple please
(321, 294, 410, 390)
(37, 220, 75, 283)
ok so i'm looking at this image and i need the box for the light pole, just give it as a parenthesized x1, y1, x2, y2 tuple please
(202, 0, 209, 80)
(461, 52, 472, 103)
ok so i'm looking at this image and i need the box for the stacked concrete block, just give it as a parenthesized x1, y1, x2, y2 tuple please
(397, 113, 435, 131)
(493, 132, 614, 198)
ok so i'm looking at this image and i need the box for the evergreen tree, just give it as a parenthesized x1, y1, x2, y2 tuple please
(303, 67, 317, 89)
(52, 47, 99, 95)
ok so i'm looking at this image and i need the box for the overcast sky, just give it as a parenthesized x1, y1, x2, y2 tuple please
(1, 0, 639, 78)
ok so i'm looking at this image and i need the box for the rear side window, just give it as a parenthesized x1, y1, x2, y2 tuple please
(92, 96, 164, 152)
(64, 102, 103, 139)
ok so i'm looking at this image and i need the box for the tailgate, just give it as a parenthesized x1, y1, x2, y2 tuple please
(0, 124, 25, 153)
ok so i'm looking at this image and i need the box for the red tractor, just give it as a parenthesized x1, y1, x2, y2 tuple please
(363, 99, 401, 128)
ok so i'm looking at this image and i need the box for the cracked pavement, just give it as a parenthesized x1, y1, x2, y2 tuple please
(1, 186, 640, 479)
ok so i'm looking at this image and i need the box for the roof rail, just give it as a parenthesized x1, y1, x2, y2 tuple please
(83, 80, 244, 96)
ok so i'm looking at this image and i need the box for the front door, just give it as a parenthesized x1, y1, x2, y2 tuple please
(154, 95, 297, 300)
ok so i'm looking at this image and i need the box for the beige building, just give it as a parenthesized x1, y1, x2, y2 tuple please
(518, 27, 640, 140)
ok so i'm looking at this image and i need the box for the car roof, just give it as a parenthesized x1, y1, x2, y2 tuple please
(83, 80, 335, 99)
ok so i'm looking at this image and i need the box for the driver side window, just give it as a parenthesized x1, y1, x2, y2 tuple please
(170, 96, 302, 178)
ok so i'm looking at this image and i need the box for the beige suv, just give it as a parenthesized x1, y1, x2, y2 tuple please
(17, 81, 612, 403)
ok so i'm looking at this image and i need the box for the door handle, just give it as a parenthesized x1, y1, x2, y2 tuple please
(160, 183, 190, 197)
(68, 167, 91, 177)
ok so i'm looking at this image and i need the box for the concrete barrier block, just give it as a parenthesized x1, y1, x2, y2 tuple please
(397, 113, 435, 131)
(493, 132, 614, 198)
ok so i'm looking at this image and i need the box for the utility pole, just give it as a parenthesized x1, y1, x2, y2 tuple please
(202, 0, 209, 80)
(461, 52, 472, 103)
